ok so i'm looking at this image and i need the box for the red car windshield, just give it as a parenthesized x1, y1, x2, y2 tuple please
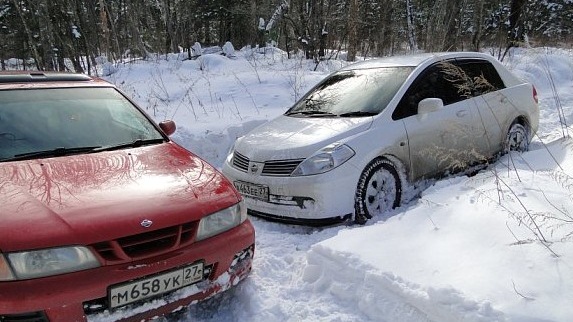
(0, 87, 165, 161)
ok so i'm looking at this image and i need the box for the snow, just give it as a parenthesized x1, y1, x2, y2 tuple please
(102, 47, 573, 322)
(72, 25, 81, 38)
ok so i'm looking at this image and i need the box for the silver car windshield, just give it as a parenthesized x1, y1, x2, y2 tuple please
(0, 87, 165, 161)
(286, 66, 414, 117)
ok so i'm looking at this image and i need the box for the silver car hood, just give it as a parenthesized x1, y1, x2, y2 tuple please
(235, 115, 372, 161)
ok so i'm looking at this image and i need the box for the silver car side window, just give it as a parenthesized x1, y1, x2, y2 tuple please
(394, 62, 464, 120)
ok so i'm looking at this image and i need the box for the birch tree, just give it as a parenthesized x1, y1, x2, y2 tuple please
(406, 0, 418, 52)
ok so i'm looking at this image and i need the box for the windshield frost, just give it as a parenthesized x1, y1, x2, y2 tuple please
(0, 87, 164, 161)
(287, 67, 413, 116)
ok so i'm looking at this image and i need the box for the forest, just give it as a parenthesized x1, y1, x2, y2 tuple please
(1, 0, 572, 73)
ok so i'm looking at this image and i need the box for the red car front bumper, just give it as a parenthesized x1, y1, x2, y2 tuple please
(0, 221, 255, 322)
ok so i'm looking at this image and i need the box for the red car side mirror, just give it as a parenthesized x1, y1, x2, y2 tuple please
(159, 120, 176, 136)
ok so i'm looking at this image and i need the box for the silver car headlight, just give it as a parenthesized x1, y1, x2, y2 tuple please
(226, 136, 246, 162)
(292, 143, 355, 176)
(2, 246, 100, 280)
(196, 201, 247, 241)
(226, 140, 237, 164)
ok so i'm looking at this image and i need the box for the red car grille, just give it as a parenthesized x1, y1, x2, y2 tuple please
(91, 222, 197, 263)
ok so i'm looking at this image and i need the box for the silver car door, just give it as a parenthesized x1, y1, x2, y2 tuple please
(403, 98, 486, 180)
(457, 59, 527, 159)
(393, 61, 487, 180)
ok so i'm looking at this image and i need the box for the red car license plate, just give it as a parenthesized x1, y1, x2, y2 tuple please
(108, 262, 204, 308)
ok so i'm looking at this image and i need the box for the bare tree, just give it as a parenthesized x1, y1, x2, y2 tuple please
(442, 0, 463, 51)
(11, 0, 43, 70)
(406, 0, 418, 52)
(347, 0, 358, 61)
(2, 0, 571, 71)
(507, 0, 527, 46)
(471, 0, 484, 51)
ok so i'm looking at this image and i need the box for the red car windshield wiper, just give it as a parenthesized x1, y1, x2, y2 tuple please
(5, 146, 102, 162)
(1, 139, 167, 162)
(94, 138, 166, 152)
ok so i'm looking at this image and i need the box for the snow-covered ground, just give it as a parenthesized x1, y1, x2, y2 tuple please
(103, 47, 573, 322)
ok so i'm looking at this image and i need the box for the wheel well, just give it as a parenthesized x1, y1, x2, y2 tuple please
(372, 154, 410, 200)
(510, 116, 532, 138)
(513, 115, 530, 129)
(376, 155, 405, 174)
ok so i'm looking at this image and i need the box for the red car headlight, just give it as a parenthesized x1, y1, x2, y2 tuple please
(0, 254, 15, 281)
(196, 201, 247, 241)
(3, 246, 100, 280)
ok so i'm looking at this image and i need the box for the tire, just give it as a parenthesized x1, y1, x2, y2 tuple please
(505, 121, 530, 153)
(354, 158, 402, 224)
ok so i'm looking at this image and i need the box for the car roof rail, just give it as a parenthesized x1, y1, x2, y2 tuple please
(0, 72, 92, 83)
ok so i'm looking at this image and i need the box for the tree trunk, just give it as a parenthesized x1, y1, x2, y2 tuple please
(508, 0, 527, 46)
(104, 1, 122, 60)
(471, 0, 484, 51)
(347, 0, 358, 61)
(127, 1, 150, 59)
(406, 0, 418, 52)
(36, 0, 57, 70)
(379, 3, 394, 56)
(442, 0, 462, 51)
(162, 0, 178, 53)
(99, 0, 110, 58)
(12, 0, 44, 70)
(502, 0, 527, 60)
(425, 0, 445, 52)
(317, 0, 326, 59)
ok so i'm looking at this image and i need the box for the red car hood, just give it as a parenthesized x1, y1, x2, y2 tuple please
(0, 143, 240, 252)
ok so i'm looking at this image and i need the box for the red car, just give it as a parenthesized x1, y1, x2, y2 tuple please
(0, 72, 255, 321)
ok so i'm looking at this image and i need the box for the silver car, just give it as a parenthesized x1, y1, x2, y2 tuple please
(222, 52, 539, 225)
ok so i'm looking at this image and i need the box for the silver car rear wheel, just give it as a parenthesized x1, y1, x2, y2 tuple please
(505, 122, 530, 152)
(354, 158, 401, 224)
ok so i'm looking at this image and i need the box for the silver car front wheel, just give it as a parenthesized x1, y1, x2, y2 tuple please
(354, 158, 401, 224)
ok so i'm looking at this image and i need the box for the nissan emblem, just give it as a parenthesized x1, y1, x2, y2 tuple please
(140, 219, 153, 228)
(250, 163, 259, 174)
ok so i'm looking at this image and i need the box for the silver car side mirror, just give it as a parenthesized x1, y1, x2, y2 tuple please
(418, 98, 444, 115)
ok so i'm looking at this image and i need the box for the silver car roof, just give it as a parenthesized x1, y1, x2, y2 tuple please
(340, 52, 496, 70)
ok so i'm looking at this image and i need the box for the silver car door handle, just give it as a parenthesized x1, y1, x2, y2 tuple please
(456, 110, 468, 118)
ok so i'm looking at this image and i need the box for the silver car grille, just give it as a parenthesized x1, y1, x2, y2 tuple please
(232, 151, 250, 172)
(232, 151, 304, 176)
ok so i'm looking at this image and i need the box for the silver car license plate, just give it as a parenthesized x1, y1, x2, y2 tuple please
(109, 262, 204, 309)
(233, 181, 269, 201)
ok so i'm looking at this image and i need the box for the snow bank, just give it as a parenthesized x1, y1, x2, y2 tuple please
(312, 138, 573, 322)
(305, 245, 504, 322)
